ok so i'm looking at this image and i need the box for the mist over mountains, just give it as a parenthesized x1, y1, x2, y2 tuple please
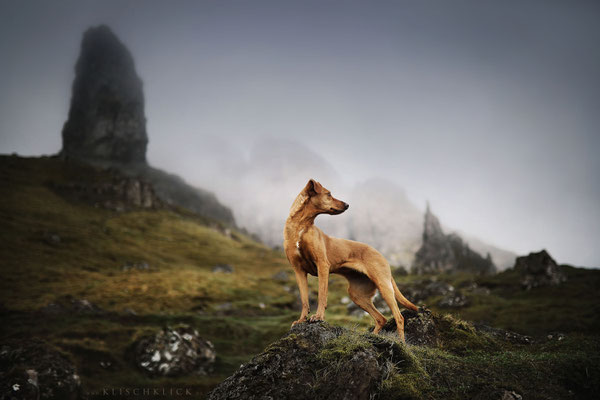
(178, 136, 516, 269)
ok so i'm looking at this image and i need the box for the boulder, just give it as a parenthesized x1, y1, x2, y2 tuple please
(0, 339, 81, 400)
(513, 250, 567, 290)
(129, 326, 216, 377)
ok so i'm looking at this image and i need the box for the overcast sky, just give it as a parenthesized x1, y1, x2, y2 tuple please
(0, 0, 599, 267)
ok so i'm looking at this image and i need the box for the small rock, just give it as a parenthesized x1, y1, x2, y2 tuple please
(438, 292, 469, 308)
(212, 264, 234, 274)
(272, 270, 290, 282)
(473, 323, 533, 345)
(43, 232, 61, 246)
(215, 302, 233, 315)
(500, 389, 523, 400)
(123, 307, 137, 316)
(39, 296, 105, 316)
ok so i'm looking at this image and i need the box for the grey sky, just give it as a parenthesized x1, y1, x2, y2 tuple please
(1, 0, 599, 267)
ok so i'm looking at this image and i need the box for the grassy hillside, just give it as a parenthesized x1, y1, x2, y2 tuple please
(1, 155, 599, 399)
(0, 155, 363, 397)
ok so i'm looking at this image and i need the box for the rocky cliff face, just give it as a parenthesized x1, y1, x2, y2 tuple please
(412, 204, 496, 275)
(58, 25, 234, 224)
(61, 25, 147, 165)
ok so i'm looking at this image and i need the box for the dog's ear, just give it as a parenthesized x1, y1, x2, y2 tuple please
(304, 179, 323, 196)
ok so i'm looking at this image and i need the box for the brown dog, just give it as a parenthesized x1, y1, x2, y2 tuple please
(283, 179, 418, 342)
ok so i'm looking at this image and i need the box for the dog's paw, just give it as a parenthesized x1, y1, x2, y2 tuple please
(291, 317, 307, 326)
(308, 314, 324, 322)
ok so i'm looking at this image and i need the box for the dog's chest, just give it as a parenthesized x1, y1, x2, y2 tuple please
(292, 229, 318, 275)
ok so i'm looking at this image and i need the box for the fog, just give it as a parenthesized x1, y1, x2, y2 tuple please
(1, 0, 599, 267)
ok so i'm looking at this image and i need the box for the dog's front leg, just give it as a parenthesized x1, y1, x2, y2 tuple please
(292, 268, 310, 326)
(309, 262, 329, 322)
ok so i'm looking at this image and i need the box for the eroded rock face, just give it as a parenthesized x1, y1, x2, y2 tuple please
(0, 339, 81, 400)
(207, 321, 414, 400)
(412, 205, 496, 275)
(52, 172, 161, 212)
(513, 250, 566, 290)
(130, 326, 216, 377)
(61, 25, 147, 165)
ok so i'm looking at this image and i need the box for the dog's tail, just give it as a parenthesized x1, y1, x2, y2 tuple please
(392, 279, 419, 311)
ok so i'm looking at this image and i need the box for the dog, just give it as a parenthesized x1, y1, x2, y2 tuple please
(283, 179, 418, 342)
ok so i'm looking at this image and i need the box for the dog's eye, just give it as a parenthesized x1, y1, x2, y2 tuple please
(327, 193, 332, 198)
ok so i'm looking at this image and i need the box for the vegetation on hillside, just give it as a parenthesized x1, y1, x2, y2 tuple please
(1, 155, 599, 399)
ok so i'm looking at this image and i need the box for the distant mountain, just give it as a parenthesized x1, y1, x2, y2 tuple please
(186, 136, 515, 269)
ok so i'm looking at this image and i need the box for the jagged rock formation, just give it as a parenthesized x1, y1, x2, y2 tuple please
(412, 204, 496, 275)
(61, 25, 147, 165)
(514, 250, 567, 290)
(58, 25, 234, 224)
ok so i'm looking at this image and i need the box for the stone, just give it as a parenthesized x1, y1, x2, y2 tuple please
(39, 296, 105, 316)
(381, 308, 441, 347)
(212, 264, 234, 273)
(473, 323, 533, 345)
(272, 270, 290, 282)
(500, 390, 523, 400)
(438, 292, 470, 308)
(513, 250, 567, 290)
(412, 204, 496, 275)
(129, 326, 216, 377)
(61, 25, 147, 165)
(0, 339, 81, 400)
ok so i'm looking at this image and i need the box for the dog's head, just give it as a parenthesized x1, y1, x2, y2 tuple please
(303, 179, 349, 215)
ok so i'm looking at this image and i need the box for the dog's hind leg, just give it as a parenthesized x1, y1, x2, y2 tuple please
(346, 274, 387, 334)
(378, 281, 406, 342)
(369, 269, 406, 342)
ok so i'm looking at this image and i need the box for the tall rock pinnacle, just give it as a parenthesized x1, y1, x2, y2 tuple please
(412, 204, 496, 275)
(61, 25, 148, 165)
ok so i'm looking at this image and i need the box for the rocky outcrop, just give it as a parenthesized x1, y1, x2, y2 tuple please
(0, 339, 81, 400)
(58, 26, 234, 224)
(129, 326, 216, 377)
(61, 25, 147, 165)
(207, 321, 417, 400)
(513, 250, 567, 290)
(412, 204, 496, 275)
(52, 170, 161, 212)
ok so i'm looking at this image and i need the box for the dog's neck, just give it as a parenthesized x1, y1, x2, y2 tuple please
(285, 193, 318, 242)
